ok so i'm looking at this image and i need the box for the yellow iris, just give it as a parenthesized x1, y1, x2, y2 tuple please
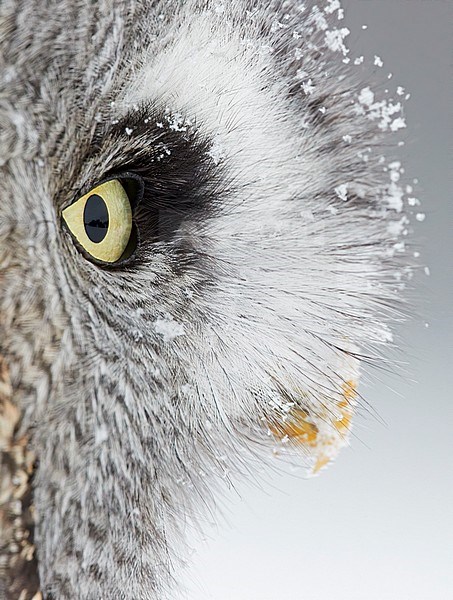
(62, 179, 133, 263)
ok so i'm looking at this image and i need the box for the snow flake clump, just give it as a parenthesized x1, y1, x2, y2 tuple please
(324, 27, 350, 56)
(390, 117, 406, 132)
(335, 183, 348, 201)
(387, 216, 409, 237)
(356, 87, 406, 133)
(358, 86, 375, 107)
(154, 314, 185, 342)
(325, 0, 341, 15)
(302, 79, 315, 95)
(310, 6, 328, 31)
(271, 20, 287, 34)
(165, 110, 192, 132)
(208, 136, 226, 165)
(384, 162, 405, 213)
(374, 55, 384, 67)
(295, 67, 309, 80)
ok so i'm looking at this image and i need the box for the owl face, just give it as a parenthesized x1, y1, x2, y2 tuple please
(0, 1, 410, 598)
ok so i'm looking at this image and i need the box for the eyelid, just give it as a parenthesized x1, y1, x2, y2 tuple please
(68, 172, 144, 212)
(101, 172, 145, 211)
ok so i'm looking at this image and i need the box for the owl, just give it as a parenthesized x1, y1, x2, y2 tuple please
(0, 1, 412, 598)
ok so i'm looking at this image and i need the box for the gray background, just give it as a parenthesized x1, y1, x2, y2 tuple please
(182, 2, 453, 598)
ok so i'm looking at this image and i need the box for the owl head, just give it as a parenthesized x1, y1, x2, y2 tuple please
(0, 1, 411, 598)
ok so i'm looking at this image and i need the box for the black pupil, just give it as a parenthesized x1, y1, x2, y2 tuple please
(83, 194, 109, 243)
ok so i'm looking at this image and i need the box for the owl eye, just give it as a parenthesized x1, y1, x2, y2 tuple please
(62, 178, 138, 264)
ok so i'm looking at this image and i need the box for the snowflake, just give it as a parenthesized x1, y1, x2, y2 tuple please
(335, 183, 348, 201)
(324, 27, 350, 56)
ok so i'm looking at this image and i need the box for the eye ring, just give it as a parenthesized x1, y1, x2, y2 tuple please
(62, 173, 144, 266)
